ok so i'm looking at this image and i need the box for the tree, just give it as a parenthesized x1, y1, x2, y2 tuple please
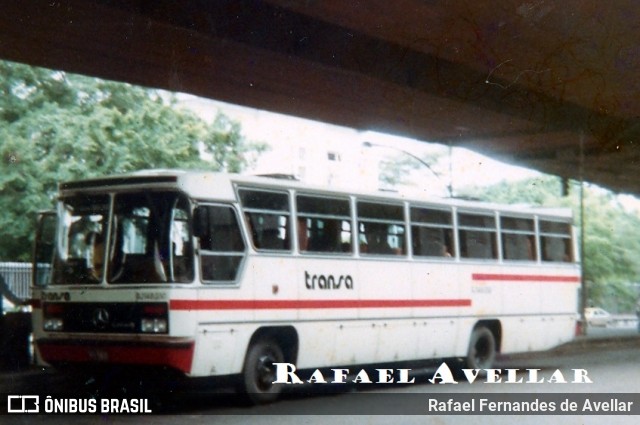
(0, 60, 267, 261)
(378, 150, 445, 190)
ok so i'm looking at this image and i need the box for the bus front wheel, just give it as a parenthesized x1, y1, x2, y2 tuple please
(466, 326, 496, 370)
(241, 338, 285, 404)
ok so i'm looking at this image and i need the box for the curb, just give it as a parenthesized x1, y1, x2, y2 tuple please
(555, 334, 640, 353)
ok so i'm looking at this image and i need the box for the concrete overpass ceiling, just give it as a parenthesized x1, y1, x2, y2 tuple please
(0, 0, 638, 194)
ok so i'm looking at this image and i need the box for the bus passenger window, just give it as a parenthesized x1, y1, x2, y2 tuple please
(502, 234, 535, 261)
(412, 227, 453, 257)
(239, 189, 291, 251)
(296, 195, 352, 254)
(244, 213, 290, 250)
(539, 220, 573, 262)
(458, 213, 497, 260)
(297, 217, 310, 251)
(500, 216, 536, 261)
(410, 207, 454, 258)
(198, 205, 246, 283)
(363, 222, 395, 255)
(357, 201, 406, 256)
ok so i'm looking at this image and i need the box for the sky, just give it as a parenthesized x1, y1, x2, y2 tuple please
(176, 93, 545, 197)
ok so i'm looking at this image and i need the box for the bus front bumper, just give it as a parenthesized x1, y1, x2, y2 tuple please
(36, 338, 195, 374)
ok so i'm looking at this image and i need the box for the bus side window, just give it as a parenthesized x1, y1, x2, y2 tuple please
(245, 213, 290, 250)
(357, 201, 406, 256)
(500, 216, 536, 262)
(239, 189, 291, 252)
(410, 207, 454, 258)
(539, 220, 573, 262)
(412, 227, 452, 257)
(197, 205, 246, 283)
(296, 195, 352, 254)
(458, 213, 497, 260)
(360, 222, 392, 255)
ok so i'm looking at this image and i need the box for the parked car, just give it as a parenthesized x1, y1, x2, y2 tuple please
(585, 307, 612, 327)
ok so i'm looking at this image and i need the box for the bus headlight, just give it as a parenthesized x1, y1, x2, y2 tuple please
(141, 318, 168, 333)
(43, 318, 64, 331)
(43, 303, 65, 331)
(140, 303, 168, 333)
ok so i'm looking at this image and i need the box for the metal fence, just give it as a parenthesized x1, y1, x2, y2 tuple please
(0, 262, 32, 304)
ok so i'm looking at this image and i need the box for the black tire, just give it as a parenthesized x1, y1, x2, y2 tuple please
(466, 326, 496, 370)
(241, 338, 285, 404)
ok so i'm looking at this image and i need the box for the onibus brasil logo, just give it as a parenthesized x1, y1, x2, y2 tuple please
(6, 395, 152, 414)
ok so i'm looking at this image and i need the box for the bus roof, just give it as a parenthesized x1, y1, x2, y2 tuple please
(58, 169, 573, 220)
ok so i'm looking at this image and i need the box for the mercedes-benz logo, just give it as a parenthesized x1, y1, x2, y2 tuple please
(92, 307, 110, 330)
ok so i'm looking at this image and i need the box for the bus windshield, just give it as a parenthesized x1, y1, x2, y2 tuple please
(52, 194, 109, 284)
(52, 191, 194, 285)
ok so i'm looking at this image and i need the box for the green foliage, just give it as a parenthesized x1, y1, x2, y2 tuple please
(462, 175, 640, 311)
(0, 60, 267, 261)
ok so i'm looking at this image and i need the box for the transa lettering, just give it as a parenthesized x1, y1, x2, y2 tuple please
(305, 271, 354, 290)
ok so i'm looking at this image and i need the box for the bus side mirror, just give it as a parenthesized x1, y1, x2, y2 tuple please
(192, 206, 208, 239)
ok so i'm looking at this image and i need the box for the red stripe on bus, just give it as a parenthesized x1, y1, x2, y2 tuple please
(170, 299, 471, 310)
(472, 273, 580, 283)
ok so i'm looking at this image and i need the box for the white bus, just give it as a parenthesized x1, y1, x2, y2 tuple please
(32, 170, 580, 403)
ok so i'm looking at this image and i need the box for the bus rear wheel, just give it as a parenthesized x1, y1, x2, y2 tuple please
(241, 338, 285, 404)
(466, 326, 496, 370)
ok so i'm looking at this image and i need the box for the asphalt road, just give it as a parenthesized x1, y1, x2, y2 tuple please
(2, 329, 640, 424)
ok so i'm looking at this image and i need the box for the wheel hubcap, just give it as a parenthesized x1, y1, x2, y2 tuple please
(256, 352, 277, 391)
(474, 338, 491, 367)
